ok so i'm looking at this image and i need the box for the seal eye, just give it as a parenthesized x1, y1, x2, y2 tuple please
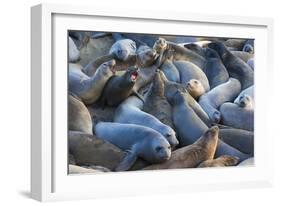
(155, 146, 162, 152)
(194, 80, 198, 84)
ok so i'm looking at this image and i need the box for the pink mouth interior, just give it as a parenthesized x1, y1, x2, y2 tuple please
(131, 72, 138, 80)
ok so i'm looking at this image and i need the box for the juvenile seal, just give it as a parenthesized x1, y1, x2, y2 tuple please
(203, 48, 229, 89)
(186, 79, 206, 99)
(94, 122, 171, 171)
(173, 60, 210, 91)
(68, 60, 116, 105)
(153, 37, 206, 69)
(220, 102, 254, 131)
(68, 94, 92, 134)
(219, 128, 254, 155)
(143, 70, 174, 129)
(234, 85, 254, 109)
(208, 41, 254, 90)
(114, 96, 179, 148)
(183, 43, 207, 57)
(99, 66, 143, 107)
(197, 155, 239, 168)
(143, 126, 219, 170)
(199, 78, 241, 123)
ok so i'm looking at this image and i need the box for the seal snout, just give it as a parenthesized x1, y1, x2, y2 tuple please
(211, 110, 221, 123)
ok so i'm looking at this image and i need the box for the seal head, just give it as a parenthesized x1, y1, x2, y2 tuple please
(187, 79, 205, 99)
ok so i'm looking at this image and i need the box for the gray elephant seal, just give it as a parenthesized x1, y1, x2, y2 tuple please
(173, 60, 210, 92)
(208, 41, 254, 90)
(153, 37, 206, 69)
(224, 39, 246, 51)
(219, 128, 254, 155)
(183, 43, 206, 57)
(99, 66, 143, 107)
(114, 96, 179, 148)
(68, 94, 92, 134)
(220, 102, 254, 131)
(69, 60, 116, 105)
(160, 59, 180, 83)
(95, 122, 171, 171)
(197, 155, 239, 168)
(203, 48, 229, 89)
(109, 38, 136, 61)
(234, 86, 254, 109)
(143, 70, 174, 129)
(199, 78, 241, 123)
(143, 126, 219, 170)
(231, 51, 254, 63)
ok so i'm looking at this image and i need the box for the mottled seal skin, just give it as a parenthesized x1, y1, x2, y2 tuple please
(114, 96, 179, 148)
(160, 59, 180, 83)
(142, 126, 219, 170)
(69, 60, 116, 105)
(199, 78, 241, 123)
(231, 51, 254, 63)
(143, 70, 175, 130)
(219, 128, 254, 155)
(94, 122, 171, 171)
(109, 39, 136, 61)
(69, 37, 80, 62)
(68, 94, 92, 134)
(208, 41, 254, 90)
(169, 91, 209, 146)
(220, 102, 254, 131)
(99, 66, 142, 107)
(173, 60, 210, 91)
(203, 48, 229, 89)
(197, 155, 239, 168)
(186, 79, 206, 99)
(153, 37, 207, 69)
(158, 70, 211, 127)
(234, 86, 254, 109)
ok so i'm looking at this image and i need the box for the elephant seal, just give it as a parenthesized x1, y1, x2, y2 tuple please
(153, 37, 206, 69)
(208, 41, 254, 90)
(186, 79, 206, 99)
(199, 78, 241, 123)
(231, 51, 254, 63)
(160, 59, 180, 83)
(243, 39, 254, 54)
(173, 60, 210, 91)
(234, 86, 254, 109)
(220, 102, 254, 131)
(69, 37, 80, 62)
(203, 48, 229, 89)
(142, 126, 219, 170)
(68, 94, 92, 134)
(83, 45, 158, 77)
(109, 38, 136, 61)
(99, 66, 143, 107)
(223, 39, 246, 51)
(114, 96, 179, 148)
(143, 70, 174, 129)
(183, 43, 206, 57)
(69, 60, 116, 105)
(197, 155, 239, 168)
(94, 122, 171, 171)
(158, 70, 211, 127)
(219, 128, 254, 155)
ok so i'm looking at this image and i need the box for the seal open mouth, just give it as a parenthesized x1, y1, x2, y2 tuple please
(130, 71, 138, 81)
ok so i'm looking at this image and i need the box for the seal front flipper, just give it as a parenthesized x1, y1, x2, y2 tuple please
(115, 150, 138, 171)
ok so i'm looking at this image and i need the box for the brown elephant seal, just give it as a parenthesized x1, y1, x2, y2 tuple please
(114, 96, 179, 148)
(220, 102, 254, 131)
(234, 86, 254, 109)
(203, 48, 229, 89)
(142, 126, 219, 170)
(219, 128, 254, 155)
(94, 122, 171, 171)
(153, 37, 206, 69)
(69, 60, 116, 105)
(197, 155, 239, 168)
(143, 70, 174, 129)
(199, 78, 241, 123)
(208, 41, 254, 90)
(173, 60, 210, 91)
(187, 79, 206, 99)
(68, 94, 92, 134)
(68, 131, 125, 171)
(99, 66, 143, 107)
(83, 45, 158, 77)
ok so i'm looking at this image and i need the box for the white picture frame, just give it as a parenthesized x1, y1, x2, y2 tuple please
(31, 3, 274, 202)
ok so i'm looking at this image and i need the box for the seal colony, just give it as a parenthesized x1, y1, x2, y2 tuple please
(67, 31, 255, 174)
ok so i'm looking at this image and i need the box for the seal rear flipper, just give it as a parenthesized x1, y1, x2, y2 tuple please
(115, 150, 138, 171)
